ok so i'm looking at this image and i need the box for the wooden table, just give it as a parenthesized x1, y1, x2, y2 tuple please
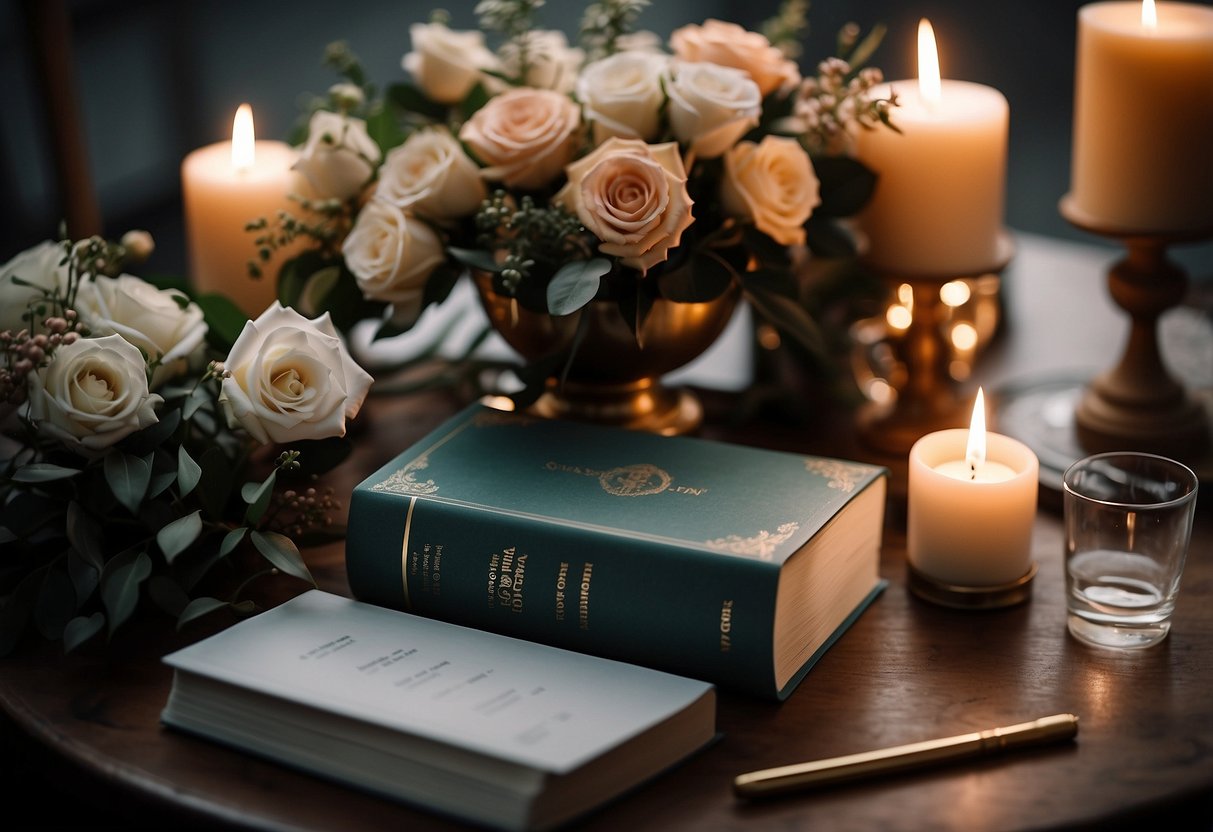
(3, 233, 1213, 830)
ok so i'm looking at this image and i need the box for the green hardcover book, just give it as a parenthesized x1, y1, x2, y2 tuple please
(346, 401, 888, 701)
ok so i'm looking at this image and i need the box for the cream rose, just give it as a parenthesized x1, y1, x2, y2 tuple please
(459, 88, 582, 190)
(554, 137, 695, 273)
(666, 61, 762, 160)
(669, 19, 801, 96)
(499, 30, 584, 94)
(219, 302, 373, 445)
(74, 274, 207, 389)
(26, 333, 162, 455)
(576, 51, 670, 144)
(343, 201, 445, 326)
(721, 137, 821, 246)
(403, 22, 499, 104)
(293, 110, 381, 201)
(0, 240, 69, 334)
(375, 127, 486, 223)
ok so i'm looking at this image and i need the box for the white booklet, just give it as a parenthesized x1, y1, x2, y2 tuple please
(161, 590, 717, 831)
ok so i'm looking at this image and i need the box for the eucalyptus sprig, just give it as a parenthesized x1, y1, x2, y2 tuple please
(578, 0, 650, 61)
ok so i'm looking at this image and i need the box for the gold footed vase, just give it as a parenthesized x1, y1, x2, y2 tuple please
(473, 271, 741, 436)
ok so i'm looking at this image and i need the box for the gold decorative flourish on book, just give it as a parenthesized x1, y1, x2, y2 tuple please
(371, 456, 440, 495)
(804, 459, 871, 493)
(704, 522, 801, 560)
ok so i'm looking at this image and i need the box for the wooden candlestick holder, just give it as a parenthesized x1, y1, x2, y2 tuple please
(854, 234, 1014, 457)
(1060, 196, 1212, 461)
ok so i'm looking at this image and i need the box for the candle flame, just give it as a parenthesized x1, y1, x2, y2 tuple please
(917, 19, 942, 105)
(965, 387, 988, 472)
(231, 103, 255, 172)
(1142, 0, 1157, 28)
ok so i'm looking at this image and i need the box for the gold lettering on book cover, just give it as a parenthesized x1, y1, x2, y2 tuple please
(371, 456, 439, 495)
(719, 600, 734, 652)
(704, 522, 801, 560)
(486, 546, 529, 613)
(804, 459, 871, 493)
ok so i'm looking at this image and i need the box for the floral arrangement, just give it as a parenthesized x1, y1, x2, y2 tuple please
(0, 233, 372, 656)
(257, 0, 897, 406)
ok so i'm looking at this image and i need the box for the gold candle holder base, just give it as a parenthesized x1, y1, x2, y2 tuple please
(907, 562, 1037, 610)
(854, 234, 1015, 457)
(1060, 196, 1212, 463)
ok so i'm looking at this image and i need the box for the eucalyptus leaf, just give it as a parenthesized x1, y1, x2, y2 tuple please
(196, 446, 234, 520)
(365, 100, 406, 155)
(182, 385, 212, 421)
(177, 446, 202, 497)
(100, 550, 153, 636)
(447, 247, 502, 273)
(156, 511, 203, 564)
(547, 259, 609, 315)
(120, 407, 181, 456)
(67, 549, 99, 606)
(220, 526, 248, 557)
(177, 596, 233, 630)
(148, 470, 178, 500)
(66, 502, 104, 572)
(11, 463, 81, 483)
(62, 613, 105, 654)
(242, 470, 277, 526)
(386, 81, 447, 120)
(104, 451, 152, 515)
(250, 530, 316, 586)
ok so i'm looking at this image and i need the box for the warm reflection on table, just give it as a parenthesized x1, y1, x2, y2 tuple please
(2, 232, 1212, 830)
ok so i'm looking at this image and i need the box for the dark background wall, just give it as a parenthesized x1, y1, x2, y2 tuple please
(2, 0, 1210, 279)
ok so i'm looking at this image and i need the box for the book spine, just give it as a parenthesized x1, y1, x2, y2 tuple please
(345, 489, 781, 697)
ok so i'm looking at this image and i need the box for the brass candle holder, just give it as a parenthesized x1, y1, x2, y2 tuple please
(1059, 196, 1212, 461)
(853, 233, 1014, 457)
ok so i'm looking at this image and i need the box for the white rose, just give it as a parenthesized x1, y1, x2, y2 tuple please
(576, 51, 670, 144)
(459, 88, 582, 190)
(293, 110, 381, 201)
(498, 30, 584, 94)
(403, 22, 499, 105)
(667, 61, 762, 160)
(0, 240, 70, 334)
(26, 333, 162, 455)
(615, 30, 666, 54)
(375, 127, 486, 223)
(721, 136, 821, 246)
(343, 201, 446, 326)
(75, 274, 207, 389)
(219, 302, 373, 445)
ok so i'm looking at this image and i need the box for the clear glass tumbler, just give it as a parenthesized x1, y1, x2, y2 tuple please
(1062, 452, 1199, 649)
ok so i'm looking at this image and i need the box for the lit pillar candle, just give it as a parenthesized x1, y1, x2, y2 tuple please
(908, 389, 1039, 586)
(1066, 0, 1213, 233)
(853, 20, 1010, 275)
(181, 103, 304, 316)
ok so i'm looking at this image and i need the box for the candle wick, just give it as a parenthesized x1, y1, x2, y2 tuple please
(970, 462, 976, 481)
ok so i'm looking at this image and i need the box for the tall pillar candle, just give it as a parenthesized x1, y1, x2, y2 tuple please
(181, 104, 304, 316)
(853, 20, 1009, 275)
(1067, 1, 1213, 233)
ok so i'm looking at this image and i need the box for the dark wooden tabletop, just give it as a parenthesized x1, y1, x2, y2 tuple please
(3, 232, 1213, 831)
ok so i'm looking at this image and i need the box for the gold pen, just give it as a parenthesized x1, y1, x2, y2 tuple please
(734, 713, 1079, 799)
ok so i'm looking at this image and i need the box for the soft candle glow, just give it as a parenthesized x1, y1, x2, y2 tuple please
(907, 390, 1040, 587)
(231, 103, 255, 172)
(1143, 0, 1157, 27)
(917, 19, 942, 104)
(852, 21, 1009, 275)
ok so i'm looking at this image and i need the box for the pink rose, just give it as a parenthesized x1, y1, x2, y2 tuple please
(721, 136, 821, 246)
(459, 88, 582, 191)
(669, 19, 801, 97)
(554, 137, 695, 273)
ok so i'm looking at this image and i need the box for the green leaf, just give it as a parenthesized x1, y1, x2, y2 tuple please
(547, 259, 609, 315)
(62, 613, 105, 654)
(420, 259, 463, 309)
(196, 446, 234, 520)
(100, 550, 152, 636)
(812, 156, 878, 218)
(386, 81, 448, 120)
(459, 82, 491, 120)
(220, 526, 248, 558)
(176, 596, 233, 630)
(104, 451, 152, 515)
(658, 254, 736, 303)
(11, 463, 81, 483)
(195, 293, 251, 352)
(0, 492, 62, 539)
(182, 384, 212, 421)
(250, 530, 316, 586)
(447, 247, 501, 273)
(67, 549, 99, 606)
(365, 100, 406, 155)
(148, 470, 177, 500)
(119, 407, 181, 456)
(242, 470, 277, 526)
(35, 564, 76, 640)
(276, 249, 334, 308)
(65, 501, 103, 572)
(177, 446, 202, 497)
(156, 511, 203, 564)
(805, 217, 858, 258)
(743, 283, 829, 359)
